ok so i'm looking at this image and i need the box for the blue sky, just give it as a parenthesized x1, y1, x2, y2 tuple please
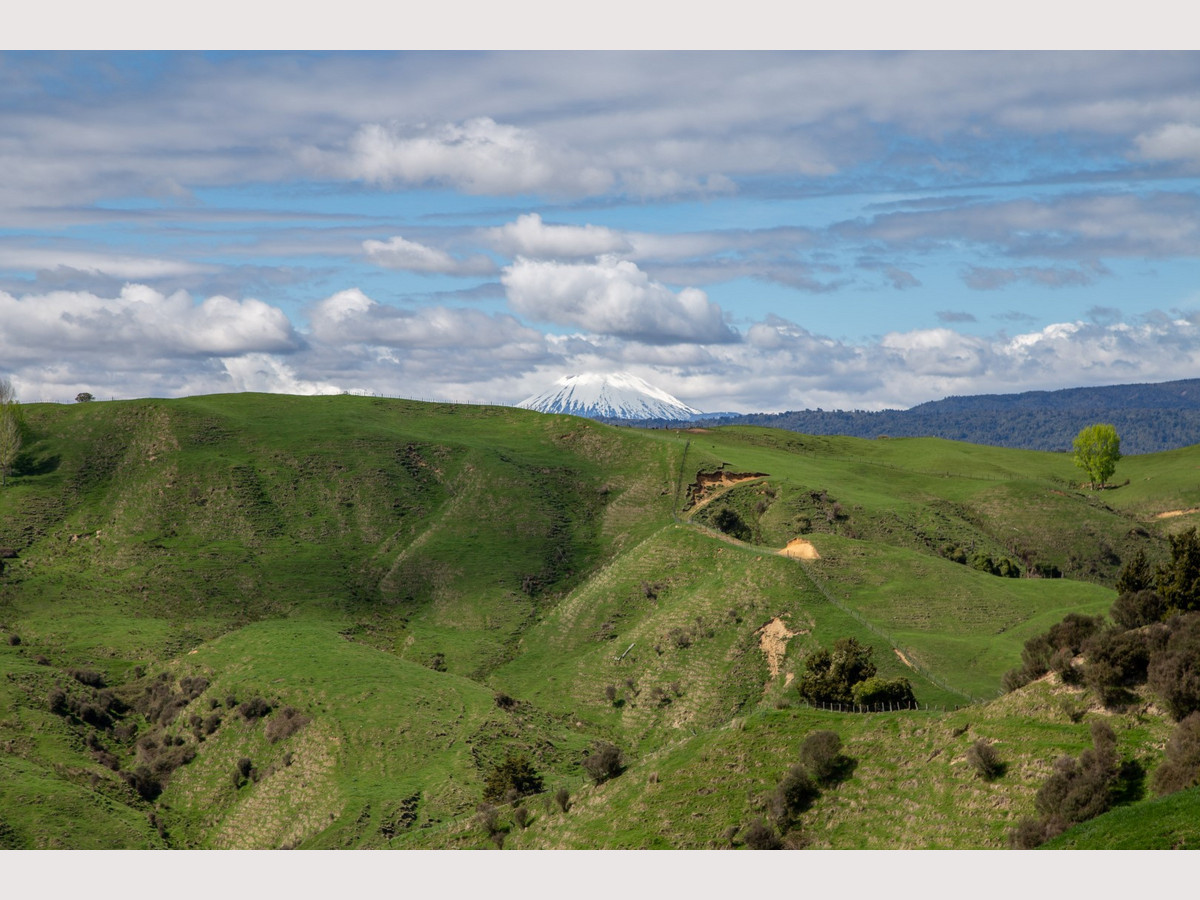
(3, 44, 1200, 412)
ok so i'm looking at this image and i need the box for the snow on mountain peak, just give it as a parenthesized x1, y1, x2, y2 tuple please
(516, 372, 703, 421)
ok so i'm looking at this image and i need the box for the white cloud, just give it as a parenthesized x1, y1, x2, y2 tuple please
(1133, 121, 1200, 165)
(362, 236, 495, 276)
(484, 213, 630, 258)
(308, 287, 546, 351)
(320, 118, 614, 196)
(501, 255, 739, 345)
(0, 247, 215, 280)
(0, 284, 300, 360)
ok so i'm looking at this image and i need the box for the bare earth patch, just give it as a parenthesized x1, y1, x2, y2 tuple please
(779, 538, 820, 559)
(894, 648, 914, 669)
(1156, 508, 1200, 519)
(758, 617, 798, 678)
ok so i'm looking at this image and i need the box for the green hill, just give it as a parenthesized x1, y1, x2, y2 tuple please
(0, 394, 1196, 848)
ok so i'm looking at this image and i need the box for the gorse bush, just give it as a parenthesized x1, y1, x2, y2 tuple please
(768, 764, 818, 831)
(264, 706, 310, 744)
(740, 819, 782, 850)
(798, 730, 843, 785)
(1147, 613, 1200, 721)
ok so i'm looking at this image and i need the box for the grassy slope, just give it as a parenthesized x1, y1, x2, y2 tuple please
(0, 396, 1194, 848)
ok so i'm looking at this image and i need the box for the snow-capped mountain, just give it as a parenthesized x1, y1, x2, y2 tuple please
(517, 372, 704, 421)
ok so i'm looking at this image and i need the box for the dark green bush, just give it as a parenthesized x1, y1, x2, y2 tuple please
(851, 676, 915, 708)
(796, 637, 877, 706)
(1082, 626, 1150, 705)
(554, 787, 570, 813)
(482, 752, 544, 803)
(237, 696, 272, 721)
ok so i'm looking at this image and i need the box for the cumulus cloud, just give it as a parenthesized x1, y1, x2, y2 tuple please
(484, 213, 630, 258)
(362, 236, 495, 276)
(0, 284, 300, 361)
(501, 256, 739, 345)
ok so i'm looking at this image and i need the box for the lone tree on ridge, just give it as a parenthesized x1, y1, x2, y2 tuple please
(1073, 423, 1121, 490)
(0, 377, 22, 488)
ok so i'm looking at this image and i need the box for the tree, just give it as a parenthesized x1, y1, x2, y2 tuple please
(0, 377, 22, 488)
(1073, 423, 1121, 489)
(75, 392, 94, 403)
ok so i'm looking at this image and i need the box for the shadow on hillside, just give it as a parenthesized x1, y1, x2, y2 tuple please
(13, 450, 60, 477)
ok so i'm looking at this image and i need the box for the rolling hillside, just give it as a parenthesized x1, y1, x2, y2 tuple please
(1, 394, 1197, 849)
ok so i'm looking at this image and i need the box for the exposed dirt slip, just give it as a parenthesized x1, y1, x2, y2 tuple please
(779, 538, 820, 560)
(894, 648, 915, 669)
(758, 616, 799, 678)
(684, 466, 769, 511)
(1156, 508, 1200, 519)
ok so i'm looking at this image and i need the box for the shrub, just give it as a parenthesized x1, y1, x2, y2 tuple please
(1034, 722, 1120, 827)
(1082, 627, 1150, 705)
(121, 765, 162, 802)
(1008, 817, 1048, 849)
(713, 507, 750, 541)
(493, 692, 516, 710)
(1147, 613, 1200, 720)
(740, 819, 782, 850)
(554, 787, 570, 813)
(604, 684, 618, 704)
(796, 637, 877, 706)
(768, 764, 818, 830)
(799, 731, 843, 785)
(1111, 589, 1165, 630)
(6, 633, 19, 646)
(965, 739, 1003, 781)
(1157, 528, 1200, 614)
(237, 696, 272, 721)
(513, 806, 531, 830)
(851, 676, 915, 708)
(1115, 548, 1154, 595)
(264, 706, 310, 744)
(482, 752, 544, 803)
(582, 742, 623, 785)
(69, 668, 105, 688)
(47, 687, 68, 715)
(1152, 712, 1200, 796)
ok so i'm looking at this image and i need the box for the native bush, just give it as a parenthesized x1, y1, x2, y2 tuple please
(965, 739, 1004, 781)
(121, 765, 163, 802)
(796, 637, 877, 706)
(851, 676, 915, 708)
(1111, 589, 1166, 630)
(799, 730, 844, 785)
(1147, 613, 1200, 720)
(741, 819, 782, 850)
(237, 696, 272, 721)
(582, 742, 623, 785)
(482, 752, 544, 803)
(69, 668, 106, 688)
(767, 764, 818, 831)
(554, 787, 570, 813)
(1152, 712, 1200, 796)
(1033, 722, 1121, 836)
(1082, 626, 1150, 705)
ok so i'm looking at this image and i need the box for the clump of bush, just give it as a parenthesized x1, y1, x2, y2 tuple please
(1152, 712, 1200, 796)
(237, 696, 272, 721)
(1002, 613, 1105, 692)
(965, 739, 1004, 781)
(1009, 721, 1133, 847)
(482, 752, 544, 803)
(1147, 613, 1200, 721)
(553, 787, 571, 813)
(796, 637, 914, 709)
(798, 730, 848, 786)
(740, 818, 782, 850)
(767, 764, 818, 832)
(582, 741, 623, 785)
(264, 706, 311, 744)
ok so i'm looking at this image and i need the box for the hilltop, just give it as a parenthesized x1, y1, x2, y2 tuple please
(1, 393, 1198, 849)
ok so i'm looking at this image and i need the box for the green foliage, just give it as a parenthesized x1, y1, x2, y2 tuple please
(712, 507, 750, 541)
(0, 377, 22, 488)
(798, 730, 843, 785)
(768, 763, 818, 830)
(1115, 548, 1153, 595)
(482, 752, 544, 803)
(796, 637, 877, 706)
(851, 676, 916, 708)
(1072, 423, 1121, 489)
(1157, 527, 1200, 614)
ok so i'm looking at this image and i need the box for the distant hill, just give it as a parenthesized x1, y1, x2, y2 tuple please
(705, 379, 1200, 454)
